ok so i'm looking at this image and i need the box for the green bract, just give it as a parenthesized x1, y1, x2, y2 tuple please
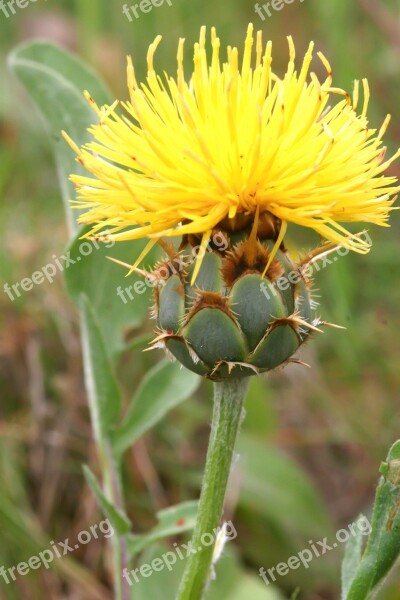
(149, 225, 319, 381)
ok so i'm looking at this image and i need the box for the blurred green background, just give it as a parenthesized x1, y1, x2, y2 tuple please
(0, 0, 399, 599)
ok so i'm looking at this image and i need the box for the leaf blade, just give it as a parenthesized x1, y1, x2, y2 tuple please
(83, 465, 131, 536)
(8, 41, 110, 233)
(128, 501, 199, 559)
(81, 295, 122, 442)
(344, 440, 400, 600)
(341, 515, 365, 600)
(113, 359, 200, 457)
(9, 42, 161, 355)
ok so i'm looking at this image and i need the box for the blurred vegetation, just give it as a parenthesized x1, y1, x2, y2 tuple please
(0, 0, 399, 599)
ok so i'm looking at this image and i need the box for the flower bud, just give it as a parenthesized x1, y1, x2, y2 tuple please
(149, 223, 321, 380)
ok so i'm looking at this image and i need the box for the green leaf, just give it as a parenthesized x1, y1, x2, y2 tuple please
(113, 359, 200, 458)
(128, 501, 199, 559)
(65, 225, 159, 357)
(344, 440, 400, 600)
(81, 295, 122, 442)
(237, 435, 333, 538)
(242, 378, 278, 438)
(236, 434, 335, 583)
(8, 41, 110, 234)
(9, 43, 158, 355)
(83, 465, 131, 536)
(341, 515, 365, 599)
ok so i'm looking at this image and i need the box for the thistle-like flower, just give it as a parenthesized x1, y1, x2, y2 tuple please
(64, 24, 398, 379)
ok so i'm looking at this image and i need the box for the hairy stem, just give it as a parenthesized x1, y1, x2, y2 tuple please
(176, 377, 249, 600)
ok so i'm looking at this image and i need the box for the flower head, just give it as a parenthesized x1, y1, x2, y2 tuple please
(64, 24, 399, 278)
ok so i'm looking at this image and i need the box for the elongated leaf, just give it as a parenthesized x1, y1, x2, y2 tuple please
(128, 501, 198, 559)
(81, 295, 122, 443)
(9, 43, 158, 355)
(237, 435, 333, 537)
(344, 440, 400, 600)
(113, 360, 200, 457)
(65, 225, 159, 356)
(8, 41, 110, 233)
(83, 465, 131, 536)
(341, 515, 365, 599)
(236, 434, 335, 585)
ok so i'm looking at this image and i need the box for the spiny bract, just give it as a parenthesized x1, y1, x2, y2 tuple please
(147, 214, 328, 380)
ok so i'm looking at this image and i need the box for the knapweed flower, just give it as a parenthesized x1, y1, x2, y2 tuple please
(64, 23, 399, 281)
(64, 24, 399, 379)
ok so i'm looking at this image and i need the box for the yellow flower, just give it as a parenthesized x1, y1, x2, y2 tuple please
(64, 24, 399, 278)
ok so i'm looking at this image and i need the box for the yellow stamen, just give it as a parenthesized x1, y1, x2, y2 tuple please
(191, 230, 212, 284)
(128, 238, 159, 275)
(262, 220, 288, 278)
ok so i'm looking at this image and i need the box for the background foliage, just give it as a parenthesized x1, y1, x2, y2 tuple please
(0, 0, 399, 598)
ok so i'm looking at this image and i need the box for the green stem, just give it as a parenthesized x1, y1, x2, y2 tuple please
(105, 444, 130, 600)
(176, 377, 249, 600)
